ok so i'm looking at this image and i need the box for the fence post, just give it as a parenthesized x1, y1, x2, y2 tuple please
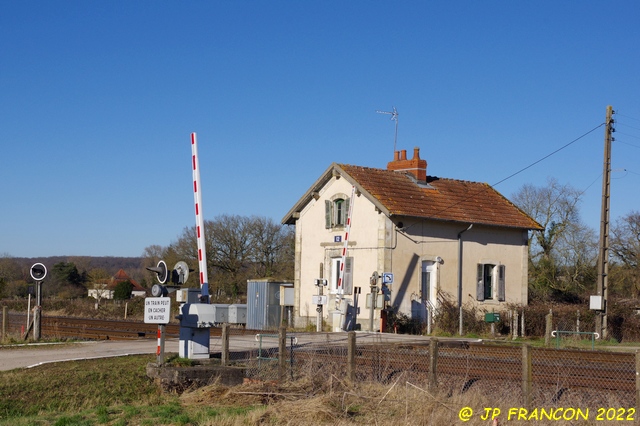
(635, 350, 640, 421)
(278, 326, 287, 381)
(545, 310, 553, 346)
(522, 344, 532, 409)
(521, 309, 525, 338)
(221, 323, 229, 366)
(347, 331, 356, 383)
(2, 306, 6, 341)
(513, 310, 519, 340)
(429, 338, 438, 390)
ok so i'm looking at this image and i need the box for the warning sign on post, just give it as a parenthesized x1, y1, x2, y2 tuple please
(144, 297, 171, 324)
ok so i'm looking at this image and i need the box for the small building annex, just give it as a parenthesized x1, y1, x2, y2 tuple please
(282, 147, 542, 332)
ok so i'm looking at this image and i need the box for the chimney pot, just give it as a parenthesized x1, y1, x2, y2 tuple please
(386, 146, 427, 181)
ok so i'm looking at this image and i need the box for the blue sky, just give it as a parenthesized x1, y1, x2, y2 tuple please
(1, 1, 639, 258)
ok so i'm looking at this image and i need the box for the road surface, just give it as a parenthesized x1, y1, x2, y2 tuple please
(0, 332, 464, 371)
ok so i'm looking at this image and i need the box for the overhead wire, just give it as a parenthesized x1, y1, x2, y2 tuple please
(428, 122, 606, 219)
(490, 123, 605, 188)
(615, 112, 640, 122)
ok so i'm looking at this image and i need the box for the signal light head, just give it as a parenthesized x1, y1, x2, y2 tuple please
(146, 260, 168, 284)
(30, 263, 47, 281)
(172, 261, 190, 285)
(151, 283, 168, 297)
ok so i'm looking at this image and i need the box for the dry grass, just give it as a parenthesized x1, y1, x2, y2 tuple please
(0, 352, 621, 425)
(178, 372, 602, 426)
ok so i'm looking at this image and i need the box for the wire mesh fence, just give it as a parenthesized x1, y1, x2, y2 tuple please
(229, 329, 638, 412)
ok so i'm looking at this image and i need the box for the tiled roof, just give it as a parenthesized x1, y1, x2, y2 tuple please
(110, 269, 147, 292)
(339, 164, 542, 230)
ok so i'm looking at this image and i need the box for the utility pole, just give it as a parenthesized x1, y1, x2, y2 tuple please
(596, 105, 614, 339)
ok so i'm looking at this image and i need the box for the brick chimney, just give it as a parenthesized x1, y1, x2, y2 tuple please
(387, 147, 427, 181)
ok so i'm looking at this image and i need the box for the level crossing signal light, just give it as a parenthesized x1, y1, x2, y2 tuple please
(30, 263, 47, 281)
(147, 260, 192, 297)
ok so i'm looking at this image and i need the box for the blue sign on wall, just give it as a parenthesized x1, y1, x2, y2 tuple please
(334, 236, 342, 243)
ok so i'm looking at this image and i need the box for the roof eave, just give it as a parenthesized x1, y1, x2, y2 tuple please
(388, 213, 543, 231)
(281, 164, 391, 225)
(281, 164, 338, 225)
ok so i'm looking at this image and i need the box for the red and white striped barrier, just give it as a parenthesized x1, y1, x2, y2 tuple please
(191, 132, 209, 297)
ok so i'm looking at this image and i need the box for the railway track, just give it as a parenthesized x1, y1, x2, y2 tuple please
(4, 313, 247, 341)
(4, 313, 636, 394)
(292, 342, 636, 393)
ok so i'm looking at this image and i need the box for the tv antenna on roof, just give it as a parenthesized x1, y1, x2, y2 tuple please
(376, 107, 399, 154)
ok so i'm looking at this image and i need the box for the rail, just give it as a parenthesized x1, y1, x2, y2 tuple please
(3, 313, 250, 341)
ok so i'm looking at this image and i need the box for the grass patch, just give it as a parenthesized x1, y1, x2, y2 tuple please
(0, 351, 610, 425)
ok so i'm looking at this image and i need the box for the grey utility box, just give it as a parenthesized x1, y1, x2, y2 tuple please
(210, 304, 229, 324)
(228, 304, 247, 325)
(247, 279, 293, 330)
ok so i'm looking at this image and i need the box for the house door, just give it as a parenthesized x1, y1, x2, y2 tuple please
(418, 260, 438, 322)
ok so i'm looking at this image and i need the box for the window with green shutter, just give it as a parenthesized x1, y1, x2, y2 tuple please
(325, 196, 350, 229)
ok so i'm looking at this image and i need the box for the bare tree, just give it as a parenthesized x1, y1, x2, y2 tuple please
(87, 268, 112, 306)
(610, 211, 640, 297)
(155, 215, 294, 301)
(511, 177, 596, 299)
(0, 255, 21, 298)
(207, 215, 253, 297)
(248, 216, 294, 279)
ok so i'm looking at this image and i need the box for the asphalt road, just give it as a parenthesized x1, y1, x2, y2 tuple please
(0, 331, 457, 371)
(0, 339, 175, 371)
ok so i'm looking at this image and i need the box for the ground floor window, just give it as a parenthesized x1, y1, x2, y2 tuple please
(330, 256, 353, 294)
(476, 263, 505, 302)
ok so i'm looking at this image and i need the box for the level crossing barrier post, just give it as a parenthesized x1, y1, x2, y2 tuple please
(156, 324, 166, 365)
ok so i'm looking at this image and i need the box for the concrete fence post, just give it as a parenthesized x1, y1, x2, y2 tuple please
(429, 338, 438, 390)
(545, 310, 553, 346)
(278, 326, 287, 381)
(522, 344, 532, 409)
(221, 323, 230, 366)
(636, 349, 640, 418)
(347, 331, 356, 383)
(2, 306, 6, 341)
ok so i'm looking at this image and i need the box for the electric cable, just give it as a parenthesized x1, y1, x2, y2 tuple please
(428, 123, 606, 219)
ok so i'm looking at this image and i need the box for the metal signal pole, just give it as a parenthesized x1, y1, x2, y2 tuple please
(596, 105, 614, 339)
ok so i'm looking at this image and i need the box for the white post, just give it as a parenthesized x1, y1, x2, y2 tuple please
(27, 294, 31, 330)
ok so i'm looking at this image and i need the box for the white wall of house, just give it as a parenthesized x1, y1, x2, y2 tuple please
(88, 288, 147, 300)
(387, 219, 529, 319)
(88, 288, 114, 300)
(295, 175, 382, 329)
(292, 174, 530, 331)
